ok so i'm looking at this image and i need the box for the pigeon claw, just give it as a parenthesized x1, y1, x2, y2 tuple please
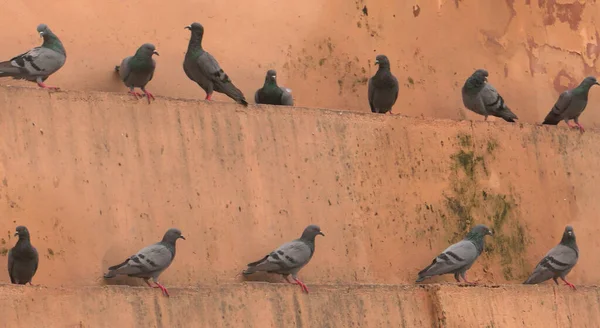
(561, 277, 577, 290)
(153, 281, 170, 297)
(37, 82, 60, 91)
(294, 278, 310, 294)
(128, 90, 143, 100)
(143, 90, 155, 104)
(205, 93, 213, 101)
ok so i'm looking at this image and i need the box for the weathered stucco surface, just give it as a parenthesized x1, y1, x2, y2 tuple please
(2, 1, 600, 126)
(0, 86, 598, 326)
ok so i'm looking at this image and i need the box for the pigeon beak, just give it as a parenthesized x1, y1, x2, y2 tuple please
(39, 32, 44, 37)
(374, 60, 379, 65)
(179, 235, 186, 240)
(153, 51, 160, 56)
(14, 232, 19, 237)
(185, 26, 191, 30)
(595, 82, 600, 86)
(488, 229, 494, 236)
(318, 231, 325, 236)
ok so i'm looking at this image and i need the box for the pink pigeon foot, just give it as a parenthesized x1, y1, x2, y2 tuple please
(143, 90, 155, 104)
(152, 281, 170, 297)
(561, 277, 576, 290)
(128, 90, 143, 100)
(37, 82, 60, 90)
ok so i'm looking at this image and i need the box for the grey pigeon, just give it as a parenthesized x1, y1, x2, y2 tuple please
(7, 226, 39, 285)
(416, 224, 493, 284)
(0, 24, 66, 90)
(183, 22, 248, 106)
(242, 224, 324, 293)
(462, 69, 518, 122)
(542, 76, 600, 133)
(368, 54, 399, 114)
(523, 225, 578, 289)
(115, 43, 159, 104)
(103, 228, 185, 297)
(254, 69, 294, 106)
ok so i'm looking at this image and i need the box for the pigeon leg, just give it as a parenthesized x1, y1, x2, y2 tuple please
(293, 277, 310, 293)
(484, 115, 489, 121)
(205, 93, 213, 101)
(144, 279, 155, 288)
(141, 87, 155, 104)
(552, 277, 559, 286)
(566, 120, 578, 129)
(128, 88, 143, 100)
(574, 118, 585, 133)
(36, 81, 60, 91)
(453, 273, 461, 283)
(560, 277, 576, 290)
(460, 272, 477, 285)
(152, 281, 170, 297)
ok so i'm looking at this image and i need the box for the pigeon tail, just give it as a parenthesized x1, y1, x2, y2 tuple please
(215, 81, 248, 106)
(0, 61, 25, 78)
(103, 270, 117, 279)
(542, 109, 562, 125)
(498, 108, 518, 122)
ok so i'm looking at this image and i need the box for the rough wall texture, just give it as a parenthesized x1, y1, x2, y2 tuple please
(2, 1, 600, 126)
(1, 284, 599, 328)
(0, 86, 598, 290)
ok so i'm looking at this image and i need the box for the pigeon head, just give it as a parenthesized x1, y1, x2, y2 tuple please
(162, 228, 186, 244)
(136, 43, 159, 57)
(265, 69, 277, 83)
(185, 22, 204, 35)
(14, 225, 31, 240)
(466, 224, 493, 239)
(37, 24, 51, 37)
(580, 76, 600, 88)
(374, 55, 391, 68)
(472, 69, 489, 82)
(560, 225, 576, 245)
(300, 224, 325, 240)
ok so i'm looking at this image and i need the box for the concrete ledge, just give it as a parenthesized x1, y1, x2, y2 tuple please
(1, 283, 599, 327)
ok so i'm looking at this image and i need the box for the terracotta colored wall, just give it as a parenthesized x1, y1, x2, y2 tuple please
(1, 284, 599, 328)
(2, 1, 600, 127)
(0, 85, 599, 289)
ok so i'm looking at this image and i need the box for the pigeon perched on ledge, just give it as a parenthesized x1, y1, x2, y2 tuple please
(461, 69, 518, 122)
(368, 54, 399, 114)
(416, 224, 493, 284)
(104, 228, 185, 297)
(542, 76, 600, 133)
(8, 226, 39, 285)
(0, 24, 66, 90)
(242, 224, 324, 293)
(115, 43, 159, 104)
(255, 69, 294, 106)
(523, 225, 578, 290)
(183, 22, 248, 106)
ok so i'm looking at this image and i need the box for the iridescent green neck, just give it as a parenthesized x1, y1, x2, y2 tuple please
(42, 33, 66, 56)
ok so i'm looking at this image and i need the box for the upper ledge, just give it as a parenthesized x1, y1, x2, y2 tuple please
(0, 84, 595, 134)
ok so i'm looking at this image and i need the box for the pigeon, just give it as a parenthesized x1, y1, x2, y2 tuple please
(254, 69, 294, 106)
(368, 54, 399, 114)
(183, 22, 248, 106)
(523, 225, 579, 290)
(7, 226, 39, 285)
(416, 224, 493, 284)
(0, 24, 66, 90)
(542, 76, 600, 133)
(103, 228, 185, 297)
(242, 224, 324, 293)
(461, 69, 518, 122)
(115, 43, 159, 104)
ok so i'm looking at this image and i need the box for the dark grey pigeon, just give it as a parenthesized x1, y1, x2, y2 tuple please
(462, 69, 518, 122)
(523, 225, 578, 289)
(103, 228, 185, 297)
(542, 76, 600, 133)
(0, 24, 66, 90)
(242, 224, 324, 293)
(115, 43, 159, 104)
(7, 226, 39, 285)
(183, 22, 248, 106)
(254, 69, 294, 106)
(416, 224, 493, 284)
(368, 54, 399, 114)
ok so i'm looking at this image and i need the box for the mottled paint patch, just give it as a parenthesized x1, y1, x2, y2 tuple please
(539, 0, 585, 30)
(552, 69, 578, 93)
